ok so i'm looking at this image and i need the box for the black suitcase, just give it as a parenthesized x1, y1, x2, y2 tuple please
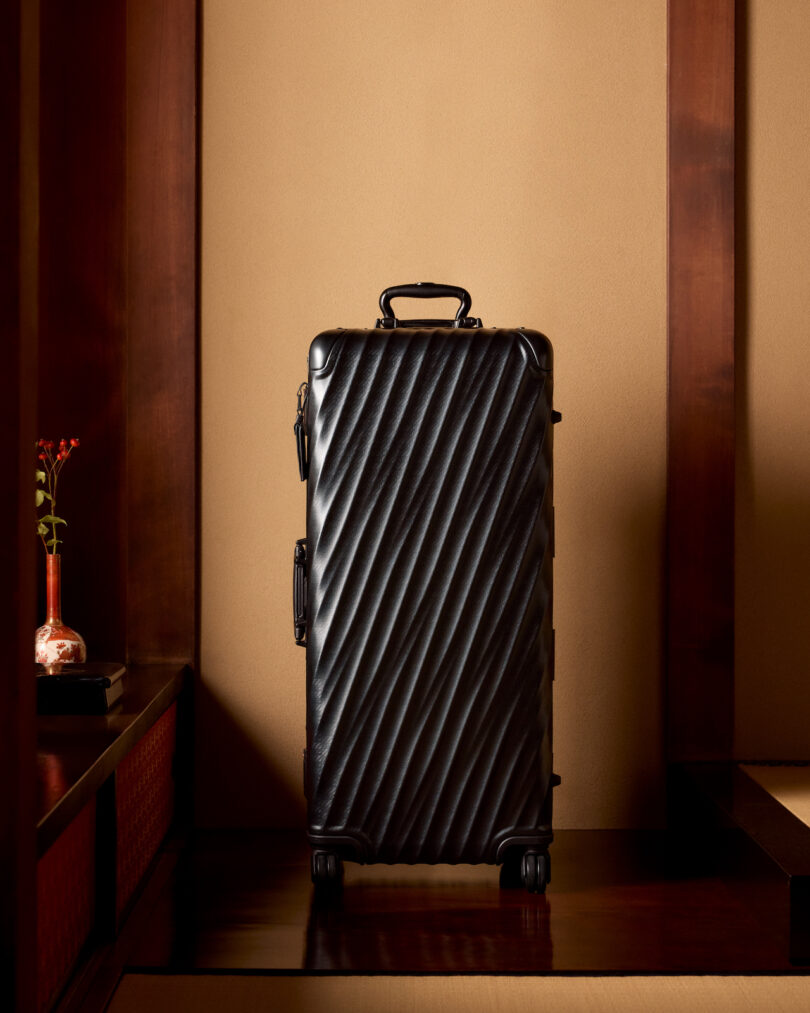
(293, 283, 559, 893)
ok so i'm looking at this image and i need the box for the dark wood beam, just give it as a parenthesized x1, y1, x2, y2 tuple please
(0, 2, 39, 1008)
(126, 0, 198, 666)
(667, 0, 736, 760)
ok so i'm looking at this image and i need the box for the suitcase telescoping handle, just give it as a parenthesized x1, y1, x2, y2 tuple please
(377, 282, 482, 329)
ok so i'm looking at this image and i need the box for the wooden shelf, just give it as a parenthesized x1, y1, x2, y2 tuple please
(37, 664, 188, 857)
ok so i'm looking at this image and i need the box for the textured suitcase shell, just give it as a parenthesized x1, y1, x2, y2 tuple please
(300, 307, 556, 869)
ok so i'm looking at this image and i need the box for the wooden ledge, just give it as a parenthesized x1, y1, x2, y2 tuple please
(670, 762, 810, 964)
(36, 663, 189, 856)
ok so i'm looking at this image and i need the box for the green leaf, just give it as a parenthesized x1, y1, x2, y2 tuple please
(46, 538, 62, 547)
(35, 469, 46, 483)
(37, 522, 48, 537)
(42, 491, 53, 501)
(35, 490, 45, 507)
(39, 514, 67, 526)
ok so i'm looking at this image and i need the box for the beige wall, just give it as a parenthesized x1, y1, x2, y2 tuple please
(200, 0, 667, 828)
(736, 0, 810, 760)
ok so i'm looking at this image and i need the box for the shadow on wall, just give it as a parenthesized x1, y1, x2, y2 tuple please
(735, 489, 810, 759)
(194, 678, 306, 827)
(734, 9, 810, 761)
(554, 401, 667, 829)
(623, 493, 667, 821)
(608, 482, 667, 824)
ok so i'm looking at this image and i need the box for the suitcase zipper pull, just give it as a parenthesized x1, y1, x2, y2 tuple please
(294, 382, 309, 481)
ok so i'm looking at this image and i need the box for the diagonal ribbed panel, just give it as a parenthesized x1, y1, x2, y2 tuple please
(306, 327, 554, 864)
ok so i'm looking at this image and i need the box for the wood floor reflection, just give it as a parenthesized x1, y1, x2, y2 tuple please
(124, 830, 793, 973)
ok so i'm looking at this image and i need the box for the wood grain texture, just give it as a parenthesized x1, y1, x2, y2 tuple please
(0, 1, 39, 1010)
(667, 0, 736, 760)
(126, 0, 198, 665)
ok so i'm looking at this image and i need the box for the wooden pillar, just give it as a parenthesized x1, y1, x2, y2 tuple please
(667, 0, 736, 760)
(1, 2, 39, 1008)
(126, 0, 198, 666)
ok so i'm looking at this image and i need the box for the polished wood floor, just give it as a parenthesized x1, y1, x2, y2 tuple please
(115, 829, 805, 974)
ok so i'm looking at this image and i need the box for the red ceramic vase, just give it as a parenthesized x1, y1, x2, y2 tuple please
(35, 554, 87, 664)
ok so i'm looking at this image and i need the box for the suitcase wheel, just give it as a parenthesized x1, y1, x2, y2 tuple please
(520, 850, 550, 894)
(311, 850, 343, 888)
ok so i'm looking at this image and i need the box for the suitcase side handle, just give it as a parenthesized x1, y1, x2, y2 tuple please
(377, 282, 481, 329)
(293, 538, 307, 647)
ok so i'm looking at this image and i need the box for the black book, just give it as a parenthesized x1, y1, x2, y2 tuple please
(36, 663, 126, 715)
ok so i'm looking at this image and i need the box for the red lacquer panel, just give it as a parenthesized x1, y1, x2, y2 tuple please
(37, 800, 95, 1012)
(116, 703, 177, 919)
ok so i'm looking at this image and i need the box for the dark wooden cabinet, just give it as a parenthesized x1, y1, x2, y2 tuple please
(36, 667, 188, 1012)
(5, 2, 198, 1010)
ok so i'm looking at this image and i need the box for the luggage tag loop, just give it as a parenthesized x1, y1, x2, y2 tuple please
(294, 382, 309, 481)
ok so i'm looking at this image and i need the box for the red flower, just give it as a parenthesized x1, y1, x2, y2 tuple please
(36, 436, 81, 554)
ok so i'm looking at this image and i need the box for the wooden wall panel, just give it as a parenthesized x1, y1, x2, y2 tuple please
(1, 1, 39, 1008)
(38, 0, 128, 662)
(126, 0, 198, 665)
(36, 0, 198, 667)
(667, 0, 736, 760)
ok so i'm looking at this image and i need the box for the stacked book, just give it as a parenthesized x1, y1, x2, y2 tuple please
(36, 663, 125, 715)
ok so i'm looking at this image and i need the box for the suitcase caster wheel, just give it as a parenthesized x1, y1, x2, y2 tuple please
(521, 850, 550, 894)
(311, 850, 343, 888)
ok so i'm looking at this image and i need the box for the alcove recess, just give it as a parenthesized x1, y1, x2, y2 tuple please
(36, 0, 197, 664)
(3, 1, 198, 1009)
